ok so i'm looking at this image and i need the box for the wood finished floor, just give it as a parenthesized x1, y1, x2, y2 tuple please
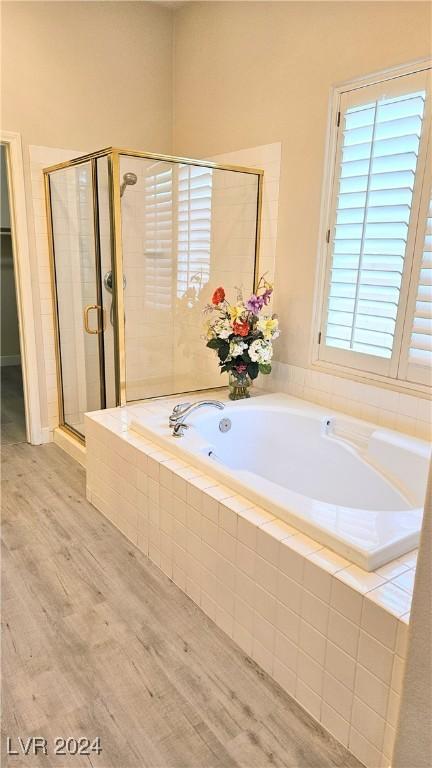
(1, 365, 27, 446)
(1, 443, 364, 768)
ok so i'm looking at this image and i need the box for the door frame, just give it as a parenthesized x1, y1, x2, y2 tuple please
(1, 130, 43, 444)
(44, 158, 106, 444)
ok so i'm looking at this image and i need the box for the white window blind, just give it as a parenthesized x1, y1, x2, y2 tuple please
(319, 67, 431, 385)
(143, 163, 173, 309)
(177, 164, 212, 299)
(401, 166, 432, 386)
(409, 196, 432, 366)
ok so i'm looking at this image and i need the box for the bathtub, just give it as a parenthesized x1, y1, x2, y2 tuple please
(130, 393, 430, 570)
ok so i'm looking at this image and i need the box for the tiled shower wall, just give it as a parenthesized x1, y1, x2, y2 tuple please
(174, 141, 282, 391)
(172, 167, 262, 392)
(210, 143, 280, 286)
(119, 146, 281, 401)
(118, 156, 176, 401)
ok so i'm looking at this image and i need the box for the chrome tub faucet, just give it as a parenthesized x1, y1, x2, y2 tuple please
(168, 400, 225, 437)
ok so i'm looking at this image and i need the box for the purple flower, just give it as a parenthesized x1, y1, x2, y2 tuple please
(245, 294, 265, 314)
(262, 288, 273, 305)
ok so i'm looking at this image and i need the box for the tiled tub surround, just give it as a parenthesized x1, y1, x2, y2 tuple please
(85, 397, 417, 768)
(261, 361, 432, 442)
(129, 393, 429, 571)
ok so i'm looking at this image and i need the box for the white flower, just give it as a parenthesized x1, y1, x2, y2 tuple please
(229, 339, 247, 358)
(214, 318, 232, 340)
(249, 338, 273, 364)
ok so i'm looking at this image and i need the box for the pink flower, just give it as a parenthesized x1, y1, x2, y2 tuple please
(235, 363, 247, 373)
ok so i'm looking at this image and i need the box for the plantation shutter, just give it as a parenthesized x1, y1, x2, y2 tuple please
(143, 163, 173, 309)
(177, 164, 212, 298)
(408, 196, 432, 381)
(399, 147, 432, 385)
(319, 69, 430, 378)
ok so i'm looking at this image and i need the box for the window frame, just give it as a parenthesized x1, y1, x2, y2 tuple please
(312, 59, 432, 396)
(397, 138, 432, 386)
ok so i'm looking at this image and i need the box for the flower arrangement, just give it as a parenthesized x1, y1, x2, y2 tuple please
(203, 277, 280, 399)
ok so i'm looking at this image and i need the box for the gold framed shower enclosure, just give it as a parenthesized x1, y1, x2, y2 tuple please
(44, 147, 264, 443)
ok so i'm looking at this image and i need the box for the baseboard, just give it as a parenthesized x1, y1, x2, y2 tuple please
(41, 427, 52, 443)
(0, 354, 21, 367)
(53, 426, 86, 467)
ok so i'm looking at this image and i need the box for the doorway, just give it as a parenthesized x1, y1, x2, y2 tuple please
(1, 143, 26, 445)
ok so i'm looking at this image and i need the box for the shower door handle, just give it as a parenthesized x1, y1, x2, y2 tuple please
(84, 304, 103, 334)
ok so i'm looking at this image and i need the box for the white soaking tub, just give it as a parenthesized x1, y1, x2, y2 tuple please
(130, 393, 430, 570)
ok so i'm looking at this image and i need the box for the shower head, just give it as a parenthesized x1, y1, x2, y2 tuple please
(120, 172, 138, 197)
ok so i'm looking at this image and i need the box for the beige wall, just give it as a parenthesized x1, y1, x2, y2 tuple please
(172, 1, 432, 368)
(2, 1, 173, 152)
(1, 1, 173, 436)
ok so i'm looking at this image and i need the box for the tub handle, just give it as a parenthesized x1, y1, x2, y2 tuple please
(172, 422, 189, 438)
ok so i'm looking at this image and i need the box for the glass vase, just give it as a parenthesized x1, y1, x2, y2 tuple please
(228, 371, 251, 400)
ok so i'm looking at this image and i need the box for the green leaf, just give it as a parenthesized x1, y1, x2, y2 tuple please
(218, 341, 230, 361)
(258, 363, 272, 375)
(206, 338, 220, 350)
(247, 362, 259, 380)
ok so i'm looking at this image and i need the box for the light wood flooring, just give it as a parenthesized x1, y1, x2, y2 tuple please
(1, 365, 26, 446)
(1, 443, 364, 768)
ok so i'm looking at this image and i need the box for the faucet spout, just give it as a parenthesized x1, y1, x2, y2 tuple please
(168, 399, 225, 433)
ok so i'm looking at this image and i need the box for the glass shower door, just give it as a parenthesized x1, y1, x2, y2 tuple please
(49, 161, 105, 438)
(119, 153, 260, 401)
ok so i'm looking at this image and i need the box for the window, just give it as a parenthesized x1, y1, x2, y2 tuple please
(142, 162, 213, 307)
(318, 66, 431, 387)
(143, 162, 174, 309)
(176, 164, 212, 299)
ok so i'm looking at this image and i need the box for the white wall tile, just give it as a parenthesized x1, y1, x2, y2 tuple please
(299, 621, 326, 667)
(275, 601, 300, 644)
(273, 658, 296, 696)
(325, 641, 356, 690)
(327, 609, 359, 658)
(321, 702, 350, 747)
(349, 727, 383, 768)
(323, 672, 353, 720)
(355, 665, 390, 719)
(301, 590, 329, 635)
(351, 697, 385, 750)
(274, 630, 298, 672)
(358, 631, 394, 685)
(362, 599, 398, 650)
(296, 679, 322, 721)
(331, 578, 363, 624)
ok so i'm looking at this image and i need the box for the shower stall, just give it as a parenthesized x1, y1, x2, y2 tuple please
(44, 148, 263, 442)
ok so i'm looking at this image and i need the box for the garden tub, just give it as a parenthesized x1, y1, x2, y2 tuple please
(130, 393, 430, 570)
